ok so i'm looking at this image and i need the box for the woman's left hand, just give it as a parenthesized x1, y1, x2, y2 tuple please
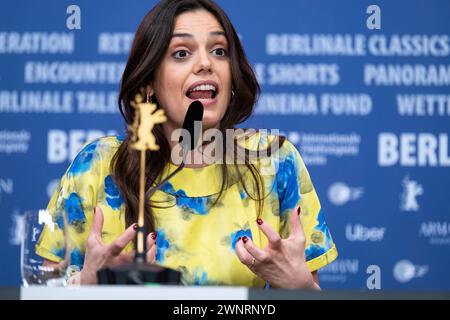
(235, 205, 320, 290)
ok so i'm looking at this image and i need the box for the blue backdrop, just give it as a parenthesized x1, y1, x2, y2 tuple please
(1, 0, 449, 290)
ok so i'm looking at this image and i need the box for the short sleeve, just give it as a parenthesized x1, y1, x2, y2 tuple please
(276, 139, 338, 272)
(35, 139, 104, 268)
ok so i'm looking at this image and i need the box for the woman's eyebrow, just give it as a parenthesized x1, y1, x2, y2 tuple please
(171, 31, 226, 39)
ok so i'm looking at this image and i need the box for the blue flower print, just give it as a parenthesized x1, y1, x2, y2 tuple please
(161, 182, 209, 215)
(70, 248, 85, 268)
(230, 229, 253, 251)
(305, 209, 333, 261)
(274, 152, 300, 217)
(116, 134, 126, 143)
(52, 247, 65, 260)
(67, 140, 99, 176)
(104, 175, 124, 210)
(155, 229, 170, 263)
(305, 244, 327, 261)
(52, 248, 85, 269)
(64, 192, 86, 225)
(193, 270, 208, 285)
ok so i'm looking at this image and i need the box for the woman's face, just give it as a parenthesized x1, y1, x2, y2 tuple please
(152, 9, 232, 133)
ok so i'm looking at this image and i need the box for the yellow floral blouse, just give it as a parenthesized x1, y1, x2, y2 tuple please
(36, 132, 338, 287)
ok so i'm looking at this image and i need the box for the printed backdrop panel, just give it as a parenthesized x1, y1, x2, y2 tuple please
(1, 0, 449, 289)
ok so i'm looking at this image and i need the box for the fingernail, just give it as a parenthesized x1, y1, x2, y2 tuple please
(256, 218, 263, 225)
(242, 236, 248, 244)
(151, 232, 157, 240)
(297, 207, 301, 216)
(133, 224, 138, 231)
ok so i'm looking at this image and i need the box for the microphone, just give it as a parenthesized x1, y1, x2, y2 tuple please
(180, 100, 204, 151)
(147, 100, 204, 198)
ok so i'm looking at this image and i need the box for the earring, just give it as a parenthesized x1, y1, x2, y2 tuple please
(231, 90, 235, 97)
(145, 84, 153, 103)
(146, 92, 158, 104)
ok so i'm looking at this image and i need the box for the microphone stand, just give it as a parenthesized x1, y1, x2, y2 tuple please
(134, 148, 188, 263)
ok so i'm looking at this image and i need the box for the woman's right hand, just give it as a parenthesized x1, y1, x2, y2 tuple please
(79, 206, 157, 285)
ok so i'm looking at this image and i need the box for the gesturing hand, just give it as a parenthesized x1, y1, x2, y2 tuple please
(235, 206, 319, 290)
(79, 206, 157, 284)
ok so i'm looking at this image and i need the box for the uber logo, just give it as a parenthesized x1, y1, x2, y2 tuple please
(345, 224, 386, 242)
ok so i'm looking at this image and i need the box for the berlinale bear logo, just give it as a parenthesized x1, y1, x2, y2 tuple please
(400, 175, 424, 212)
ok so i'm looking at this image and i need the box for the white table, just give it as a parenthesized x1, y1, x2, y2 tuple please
(20, 285, 248, 300)
(2, 286, 449, 300)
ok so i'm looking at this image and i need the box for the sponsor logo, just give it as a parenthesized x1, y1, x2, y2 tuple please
(328, 182, 363, 206)
(419, 221, 450, 245)
(286, 131, 301, 145)
(345, 224, 385, 242)
(393, 260, 428, 283)
(366, 265, 382, 290)
(280, 131, 361, 166)
(319, 259, 359, 283)
(0, 130, 30, 154)
(400, 175, 423, 212)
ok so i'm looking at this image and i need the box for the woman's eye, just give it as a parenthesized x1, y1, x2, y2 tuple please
(212, 48, 227, 57)
(173, 50, 190, 59)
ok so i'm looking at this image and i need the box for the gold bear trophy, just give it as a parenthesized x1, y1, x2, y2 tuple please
(129, 88, 167, 263)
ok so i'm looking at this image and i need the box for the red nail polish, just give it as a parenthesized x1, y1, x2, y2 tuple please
(242, 236, 248, 243)
(256, 218, 263, 225)
(297, 207, 301, 216)
(133, 224, 138, 230)
(151, 232, 157, 240)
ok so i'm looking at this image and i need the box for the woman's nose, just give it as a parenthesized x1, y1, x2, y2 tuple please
(194, 50, 212, 74)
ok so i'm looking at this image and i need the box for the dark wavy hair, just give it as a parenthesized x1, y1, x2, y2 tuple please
(112, 0, 284, 233)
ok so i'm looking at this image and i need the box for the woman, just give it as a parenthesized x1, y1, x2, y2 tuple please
(36, 0, 338, 289)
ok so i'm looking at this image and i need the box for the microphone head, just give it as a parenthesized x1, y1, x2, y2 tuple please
(180, 100, 204, 150)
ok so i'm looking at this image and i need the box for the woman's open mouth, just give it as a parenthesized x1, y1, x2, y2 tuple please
(186, 81, 218, 107)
